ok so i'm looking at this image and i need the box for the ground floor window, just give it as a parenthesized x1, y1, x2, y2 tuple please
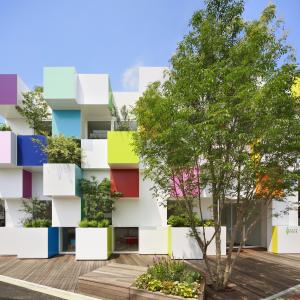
(61, 227, 75, 253)
(114, 227, 139, 252)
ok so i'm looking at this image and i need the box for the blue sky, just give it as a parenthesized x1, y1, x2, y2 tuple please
(0, 0, 299, 101)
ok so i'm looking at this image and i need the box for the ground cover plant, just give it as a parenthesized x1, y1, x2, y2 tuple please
(135, 257, 203, 298)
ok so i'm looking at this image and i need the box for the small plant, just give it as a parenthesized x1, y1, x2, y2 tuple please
(21, 198, 51, 228)
(37, 134, 81, 166)
(0, 123, 11, 131)
(16, 86, 50, 135)
(79, 177, 121, 228)
(135, 257, 203, 298)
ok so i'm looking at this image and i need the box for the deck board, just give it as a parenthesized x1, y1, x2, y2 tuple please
(0, 251, 299, 299)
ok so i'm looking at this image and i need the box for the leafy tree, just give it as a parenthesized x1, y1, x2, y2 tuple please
(80, 176, 121, 227)
(38, 134, 82, 166)
(133, 0, 300, 290)
(21, 198, 51, 227)
(16, 86, 50, 135)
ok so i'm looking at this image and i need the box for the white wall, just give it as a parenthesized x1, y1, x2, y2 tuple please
(112, 92, 141, 114)
(32, 172, 51, 201)
(138, 67, 169, 93)
(18, 228, 48, 258)
(5, 199, 28, 227)
(112, 174, 167, 227)
(139, 226, 168, 254)
(271, 195, 298, 226)
(83, 170, 110, 182)
(81, 139, 109, 169)
(0, 169, 23, 198)
(276, 226, 300, 253)
(52, 197, 81, 227)
(6, 118, 34, 135)
(0, 227, 19, 255)
(76, 228, 108, 260)
(77, 74, 109, 105)
(171, 227, 226, 259)
(43, 164, 77, 197)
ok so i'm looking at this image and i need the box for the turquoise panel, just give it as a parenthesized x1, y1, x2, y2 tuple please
(44, 67, 76, 100)
(52, 110, 81, 138)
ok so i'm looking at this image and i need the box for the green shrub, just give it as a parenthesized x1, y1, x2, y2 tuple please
(38, 134, 81, 165)
(23, 218, 51, 228)
(98, 219, 110, 228)
(135, 256, 203, 298)
(79, 219, 89, 227)
(0, 123, 11, 131)
(167, 214, 214, 227)
(79, 218, 110, 228)
(21, 198, 51, 227)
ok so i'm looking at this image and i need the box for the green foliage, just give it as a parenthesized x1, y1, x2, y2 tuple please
(79, 176, 121, 227)
(16, 86, 50, 135)
(38, 134, 81, 165)
(21, 198, 51, 227)
(78, 219, 110, 228)
(0, 123, 11, 131)
(167, 214, 214, 227)
(133, 0, 300, 289)
(23, 219, 51, 228)
(135, 257, 203, 298)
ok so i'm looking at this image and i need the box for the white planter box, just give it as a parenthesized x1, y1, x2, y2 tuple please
(43, 163, 82, 197)
(17, 227, 59, 259)
(270, 226, 300, 253)
(81, 139, 109, 169)
(76, 227, 112, 260)
(139, 227, 168, 254)
(0, 227, 19, 255)
(170, 226, 226, 259)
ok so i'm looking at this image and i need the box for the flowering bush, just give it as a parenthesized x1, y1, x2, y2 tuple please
(135, 257, 203, 298)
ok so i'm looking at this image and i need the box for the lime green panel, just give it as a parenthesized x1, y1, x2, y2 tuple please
(107, 227, 112, 258)
(44, 67, 76, 100)
(168, 226, 172, 257)
(108, 131, 139, 165)
(271, 226, 278, 254)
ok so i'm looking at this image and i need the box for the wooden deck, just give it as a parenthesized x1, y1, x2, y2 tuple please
(78, 263, 147, 300)
(0, 250, 299, 299)
(189, 248, 300, 300)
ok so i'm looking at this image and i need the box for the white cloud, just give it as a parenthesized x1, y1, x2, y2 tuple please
(122, 62, 143, 91)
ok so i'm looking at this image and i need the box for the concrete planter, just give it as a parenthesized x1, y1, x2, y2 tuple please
(269, 226, 300, 253)
(76, 227, 112, 260)
(17, 227, 59, 258)
(169, 226, 226, 259)
(130, 283, 205, 300)
(139, 227, 168, 255)
(0, 227, 19, 255)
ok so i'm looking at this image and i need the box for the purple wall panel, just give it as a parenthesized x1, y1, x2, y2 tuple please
(22, 170, 32, 198)
(0, 74, 18, 105)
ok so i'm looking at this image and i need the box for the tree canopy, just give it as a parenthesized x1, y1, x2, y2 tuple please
(133, 0, 300, 289)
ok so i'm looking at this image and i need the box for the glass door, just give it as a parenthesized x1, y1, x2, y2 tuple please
(60, 228, 76, 253)
(114, 227, 139, 252)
